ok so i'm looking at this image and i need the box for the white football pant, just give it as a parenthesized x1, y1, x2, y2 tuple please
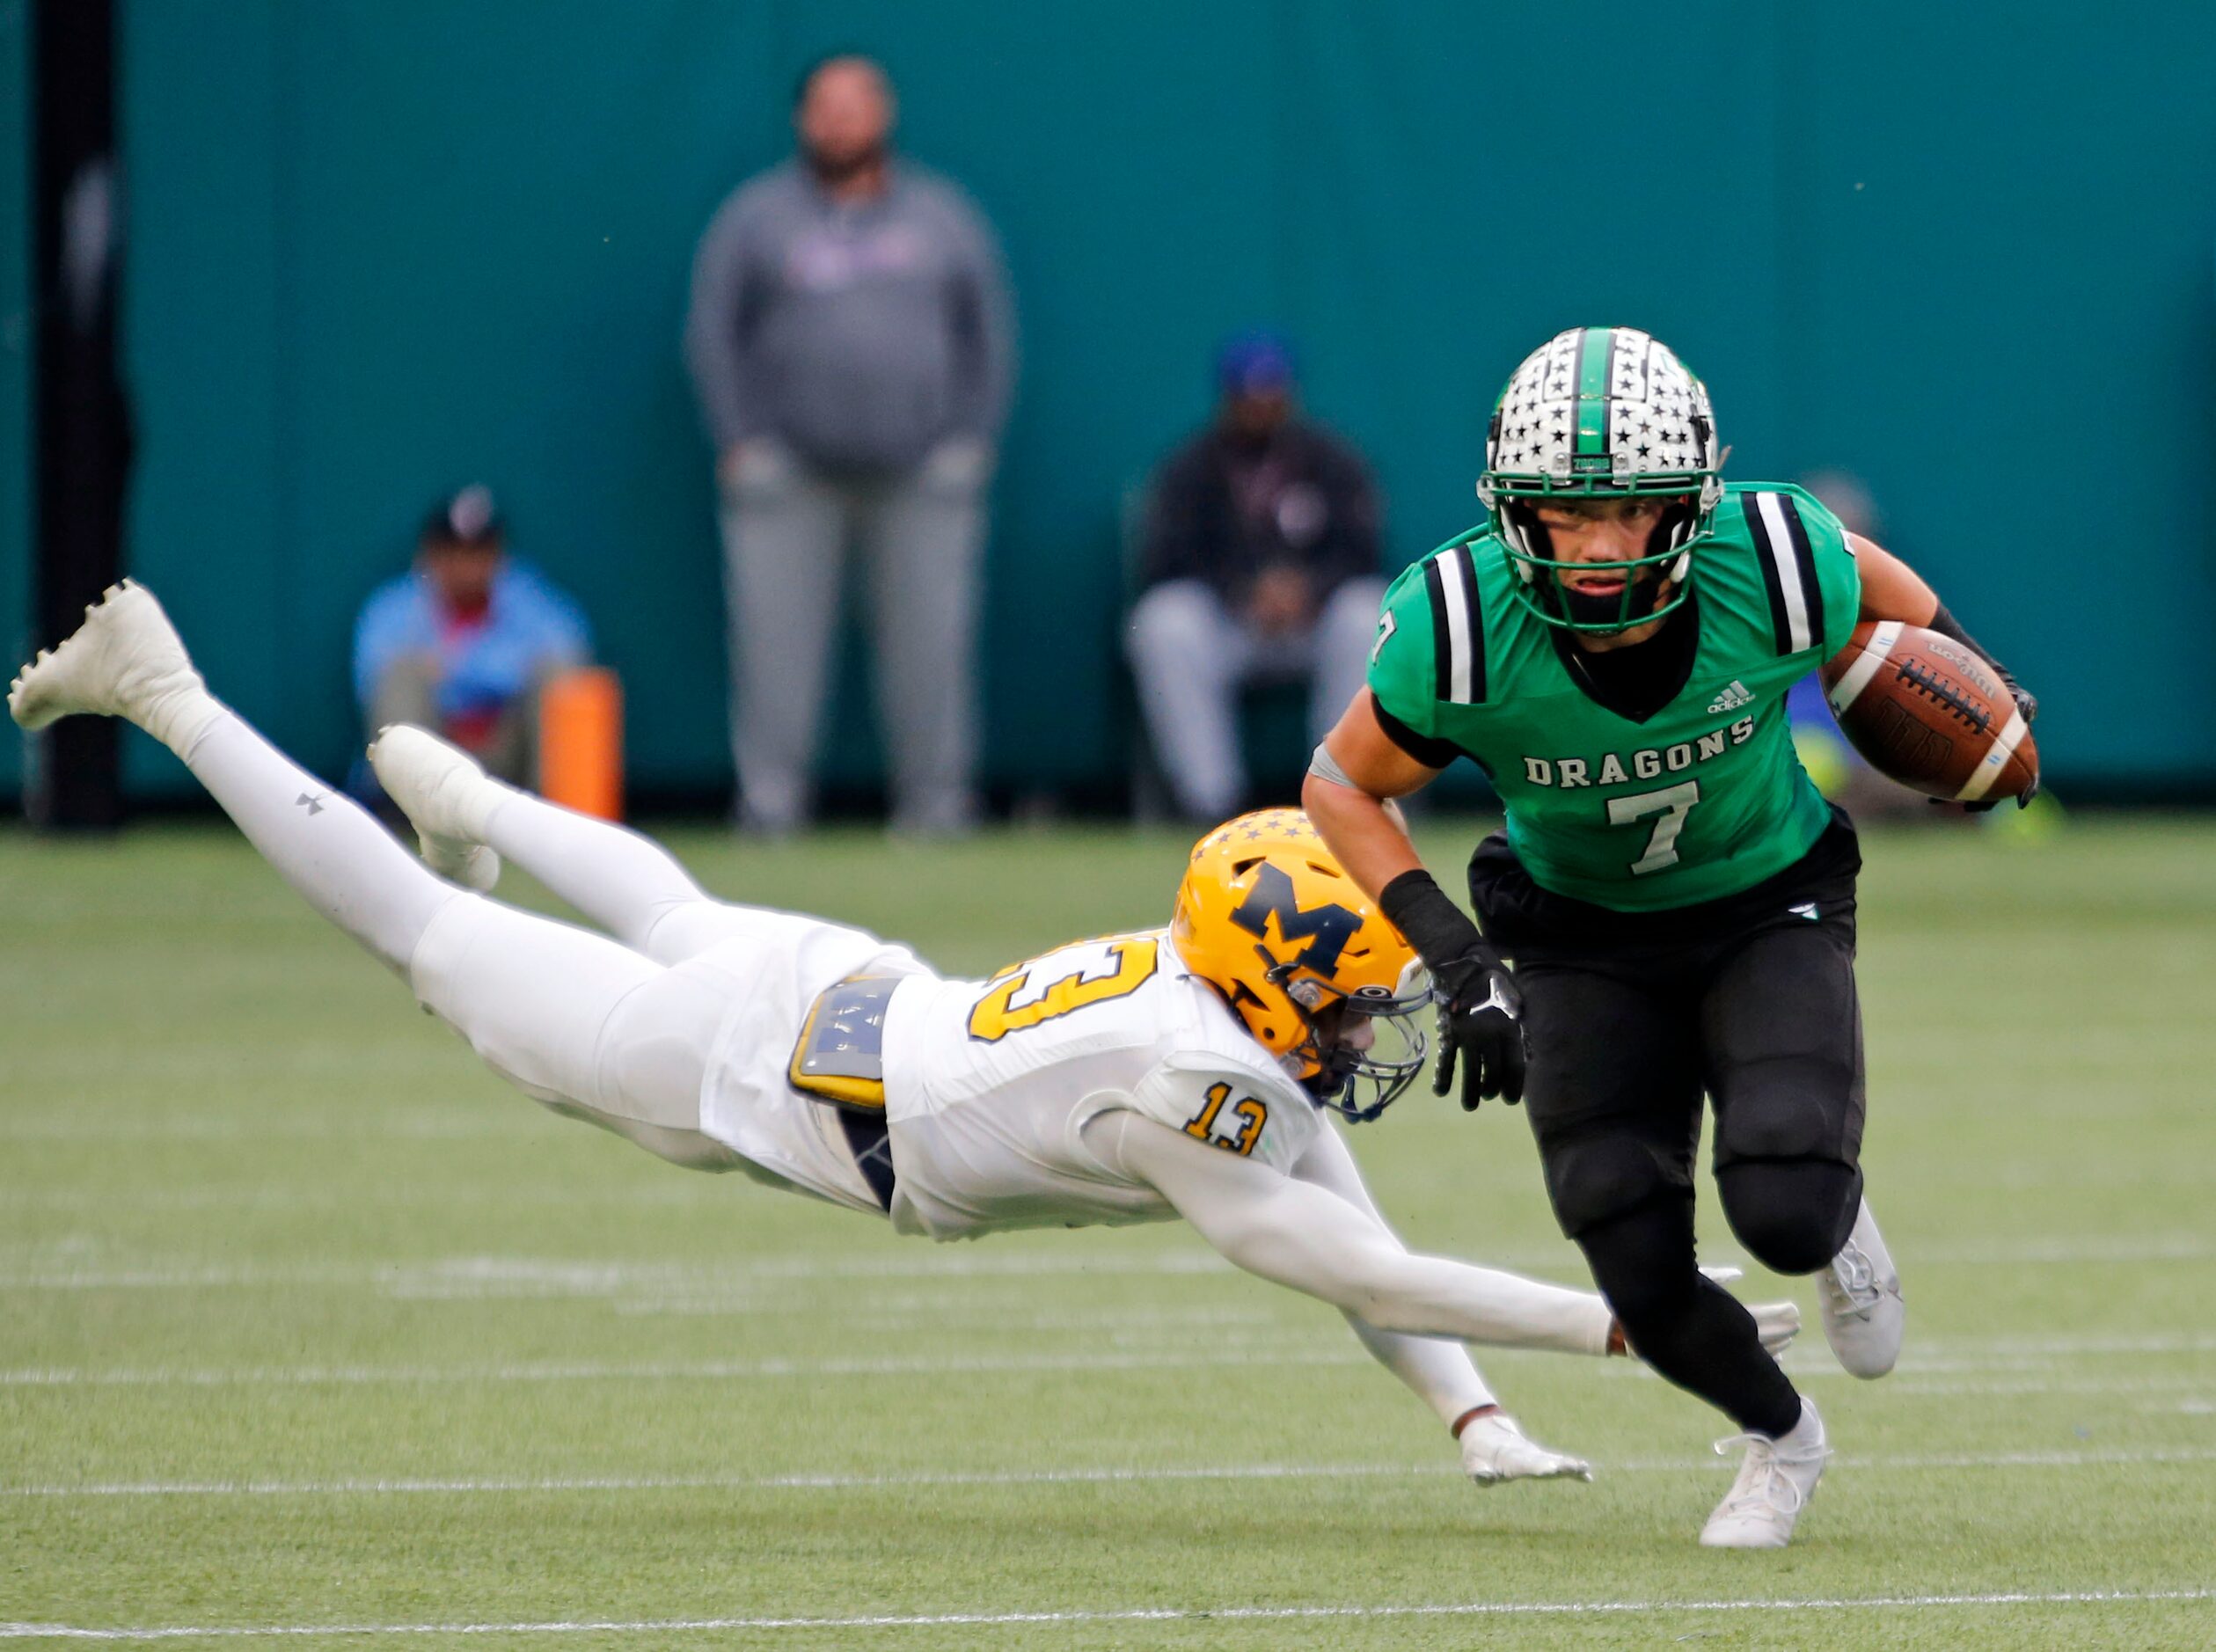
(179, 708, 768, 1166)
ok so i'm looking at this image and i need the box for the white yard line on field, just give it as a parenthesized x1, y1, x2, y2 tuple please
(4, 1234, 2215, 1293)
(0, 1115, 513, 1143)
(600, 1296, 1285, 1324)
(4, 1585, 2212, 1640)
(1909, 1234, 2216, 1264)
(9, 1334, 2215, 1391)
(0, 1253, 1245, 1291)
(0, 1349, 1372, 1388)
(7, 1445, 2214, 1501)
(1883, 1373, 2216, 1397)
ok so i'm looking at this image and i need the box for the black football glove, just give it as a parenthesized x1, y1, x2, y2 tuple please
(1428, 943, 1527, 1108)
(1378, 869, 1529, 1109)
(1927, 603, 2038, 812)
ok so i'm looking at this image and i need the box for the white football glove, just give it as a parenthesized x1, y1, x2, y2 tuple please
(1751, 1298, 1801, 1355)
(1700, 1265, 1801, 1355)
(1458, 1411, 1593, 1485)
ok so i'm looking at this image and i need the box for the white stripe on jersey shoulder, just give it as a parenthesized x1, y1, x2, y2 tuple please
(1435, 545, 1476, 704)
(1752, 491, 1815, 654)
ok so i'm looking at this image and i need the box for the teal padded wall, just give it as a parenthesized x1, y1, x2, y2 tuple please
(0, 0, 28, 798)
(8, 1, 2213, 797)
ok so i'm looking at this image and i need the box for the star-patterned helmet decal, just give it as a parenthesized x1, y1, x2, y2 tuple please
(1483, 326, 1717, 486)
(1189, 808, 1321, 864)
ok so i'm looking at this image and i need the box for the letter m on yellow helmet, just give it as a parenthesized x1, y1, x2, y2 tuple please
(1169, 808, 1422, 1085)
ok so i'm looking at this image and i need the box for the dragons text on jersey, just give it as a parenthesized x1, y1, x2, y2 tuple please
(1519, 716, 1756, 789)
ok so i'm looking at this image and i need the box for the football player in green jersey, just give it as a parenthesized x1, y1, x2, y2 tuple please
(1304, 325, 2037, 1549)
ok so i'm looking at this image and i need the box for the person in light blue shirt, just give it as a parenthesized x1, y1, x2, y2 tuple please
(352, 486, 591, 786)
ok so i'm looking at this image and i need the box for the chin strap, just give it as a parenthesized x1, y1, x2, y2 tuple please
(1496, 501, 1547, 573)
(1648, 498, 1700, 587)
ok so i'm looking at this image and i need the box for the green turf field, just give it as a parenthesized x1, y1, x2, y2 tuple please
(3, 812, 2213, 1648)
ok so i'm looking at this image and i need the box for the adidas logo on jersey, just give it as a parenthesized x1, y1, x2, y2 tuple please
(1707, 680, 1754, 714)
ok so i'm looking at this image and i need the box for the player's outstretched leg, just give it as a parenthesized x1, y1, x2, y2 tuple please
(370, 723, 752, 963)
(10, 586, 732, 1166)
(11, 582, 454, 972)
(1817, 1196, 1905, 1378)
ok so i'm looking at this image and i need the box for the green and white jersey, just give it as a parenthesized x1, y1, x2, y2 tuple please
(1368, 483, 1861, 911)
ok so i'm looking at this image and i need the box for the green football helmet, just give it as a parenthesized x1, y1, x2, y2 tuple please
(1477, 325, 1724, 633)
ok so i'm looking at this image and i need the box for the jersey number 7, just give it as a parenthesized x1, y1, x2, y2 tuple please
(1607, 780, 1700, 874)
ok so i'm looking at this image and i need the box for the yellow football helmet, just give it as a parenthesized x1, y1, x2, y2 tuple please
(1169, 808, 1430, 1122)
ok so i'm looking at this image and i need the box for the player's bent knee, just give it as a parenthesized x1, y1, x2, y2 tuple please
(1712, 1061, 1861, 1164)
(1715, 1159, 1860, 1275)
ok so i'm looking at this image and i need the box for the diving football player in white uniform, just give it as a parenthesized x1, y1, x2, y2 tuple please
(11, 583, 1799, 1485)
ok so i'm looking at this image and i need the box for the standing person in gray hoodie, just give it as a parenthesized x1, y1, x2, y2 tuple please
(685, 54, 1015, 835)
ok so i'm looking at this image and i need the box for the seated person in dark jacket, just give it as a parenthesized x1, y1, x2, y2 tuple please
(1127, 330, 1387, 820)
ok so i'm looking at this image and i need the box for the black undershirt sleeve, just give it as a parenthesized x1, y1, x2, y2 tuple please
(1371, 698, 1464, 770)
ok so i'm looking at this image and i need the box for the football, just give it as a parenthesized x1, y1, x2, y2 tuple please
(1821, 619, 2037, 803)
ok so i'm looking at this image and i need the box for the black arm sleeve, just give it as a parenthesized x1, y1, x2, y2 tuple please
(1928, 601, 2032, 716)
(1379, 869, 1487, 971)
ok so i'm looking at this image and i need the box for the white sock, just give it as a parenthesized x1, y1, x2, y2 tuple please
(182, 710, 459, 974)
(1772, 1399, 1825, 1450)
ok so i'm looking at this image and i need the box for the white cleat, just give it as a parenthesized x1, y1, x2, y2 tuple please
(366, 723, 504, 893)
(1700, 1399, 1830, 1549)
(7, 580, 217, 753)
(1818, 1197, 1905, 1378)
(1459, 1411, 1592, 1485)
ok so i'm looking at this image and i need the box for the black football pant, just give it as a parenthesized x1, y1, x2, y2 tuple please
(1477, 843, 1865, 1438)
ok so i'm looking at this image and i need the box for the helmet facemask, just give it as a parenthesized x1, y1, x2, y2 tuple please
(1495, 493, 1702, 635)
(1269, 952, 1430, 1123)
